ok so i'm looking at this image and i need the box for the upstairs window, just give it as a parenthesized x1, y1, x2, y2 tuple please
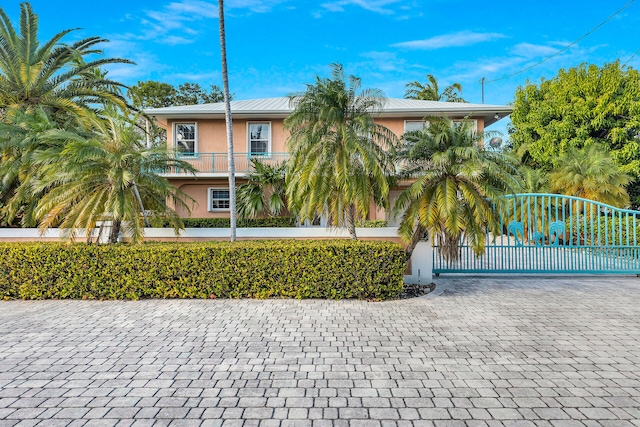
(209, 188, 230, 211)
(405, 119, 477, 133)
(175, 123, 197, 155)
(248, 122, 270, 155)
(453, 119, 477, 132)
(404, 120, 428, 133)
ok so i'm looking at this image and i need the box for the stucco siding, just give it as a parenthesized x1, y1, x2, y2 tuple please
(166, 119, 288, 153)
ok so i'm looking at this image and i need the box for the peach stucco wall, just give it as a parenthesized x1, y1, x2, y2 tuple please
(171, 178, 248, 218)
(166, 116, 485, 153)
(165, 115, 485, 219)
(167, 119, 288, 153)
(375, 117, 485, 136)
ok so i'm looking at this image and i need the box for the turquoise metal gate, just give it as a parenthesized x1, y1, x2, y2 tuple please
(433, 193, 640, 274)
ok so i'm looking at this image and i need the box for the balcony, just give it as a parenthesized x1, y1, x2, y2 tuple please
(160, 152, 289, 177)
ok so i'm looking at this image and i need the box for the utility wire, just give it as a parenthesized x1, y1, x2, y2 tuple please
(486, 0, 635, 83)
(623, 46, 640, 65)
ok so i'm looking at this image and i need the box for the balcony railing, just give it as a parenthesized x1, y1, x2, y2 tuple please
(161, 152, 289, 176)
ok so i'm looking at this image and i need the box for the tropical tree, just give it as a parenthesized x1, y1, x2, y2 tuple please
(128, 81, 178, 109)
(128, 81, 226, 109)
(394, 117, 520, 261)
(405, 74, 467, 102)
(0, 108, 61, 226)
(237, 159, 287, 219)
(517, 165, 549, 194)
(285, 63, 398, 239)
(549, 144, 630, 207)
(0, 3, 132, 124)
(217, 0, 237, 242)
(174, 82, 225, 105)
(509, 61, 640, 205)
(31, 109, 195, 243)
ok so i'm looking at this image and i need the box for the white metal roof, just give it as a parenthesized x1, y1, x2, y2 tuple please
(145, 97, 512, 126)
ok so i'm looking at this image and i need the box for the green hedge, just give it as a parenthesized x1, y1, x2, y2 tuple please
(2, 217, 386, 229)
(565, 215, 640, 245)
(355, 220, 388, 228)
(176, 217, 297, 228)
(0, 240, 405, 300)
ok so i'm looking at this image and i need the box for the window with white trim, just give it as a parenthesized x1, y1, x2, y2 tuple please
(404, 119, 478, 133)
(208, 188, 230, 211)
(404, 120, 428, 133)
(453, 119, 477, 132)
(248, 122, 270, 155)
(174, 123, 197, 155)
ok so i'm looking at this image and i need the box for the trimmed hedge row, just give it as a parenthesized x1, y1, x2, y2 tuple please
(172, 218, 387, 228)
(2, 217, 388, 229)
(0, 240, 406, 300)
(355, 220, 388, 228)
(176, 217, 297, 228)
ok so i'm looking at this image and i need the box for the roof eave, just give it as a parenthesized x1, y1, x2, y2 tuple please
(144, 103, 514, 126)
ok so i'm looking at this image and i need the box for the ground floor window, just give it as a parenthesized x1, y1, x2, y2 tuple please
(208, 188, 230, 211)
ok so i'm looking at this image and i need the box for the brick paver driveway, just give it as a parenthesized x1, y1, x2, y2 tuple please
(1, 276, 640, 426)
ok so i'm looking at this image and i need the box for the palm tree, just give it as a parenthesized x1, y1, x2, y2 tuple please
(509, 165, 549, 243)
(0, 3, 132, 124)
(31, 109, 195, 243)
(237, 159, 288, 219)
(394, 117, 520, 261)
(285, 63, 398, 239)
(0, 108, 60, 226)
(517, 165, 549, 194)
(405, 74, 467, 103)
(217, 0, 237, 242)
(549, 144, 630, 207)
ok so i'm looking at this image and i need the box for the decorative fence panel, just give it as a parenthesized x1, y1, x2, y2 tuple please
(433, 193, 640, 274)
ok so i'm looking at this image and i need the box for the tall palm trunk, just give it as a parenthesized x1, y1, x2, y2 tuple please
(218, 0, 236, 242)
(108, 219, 122, 244)
(405, 224, 426, 261)
(346, 204, 357, 240)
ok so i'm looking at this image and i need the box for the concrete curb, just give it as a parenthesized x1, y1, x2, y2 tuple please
(421, 280, 447, 299)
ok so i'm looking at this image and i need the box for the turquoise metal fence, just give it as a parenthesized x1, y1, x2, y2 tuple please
(433, 193, 640, 274)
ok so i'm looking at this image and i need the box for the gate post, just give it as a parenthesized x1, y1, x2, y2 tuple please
(407, 241, 433, 284)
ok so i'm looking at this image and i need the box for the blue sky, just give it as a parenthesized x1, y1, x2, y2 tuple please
(9, 0, 640, 132)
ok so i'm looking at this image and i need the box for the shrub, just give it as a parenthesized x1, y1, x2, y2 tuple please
(176, 217, 297, 228)
(0, 240, 405, 300)
(355, 220, 388, 228)
(564, 215, 640, 246)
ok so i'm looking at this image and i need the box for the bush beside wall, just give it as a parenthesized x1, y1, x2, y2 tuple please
(0, 240, 405, 300)
(177, 217, 297, 228)
(355, 220, 388, 228)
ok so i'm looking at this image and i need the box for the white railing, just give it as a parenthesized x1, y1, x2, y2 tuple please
(162, 152, 289, 175)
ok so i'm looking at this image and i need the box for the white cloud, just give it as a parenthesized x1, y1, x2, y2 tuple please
(359, 51, 404, 72)
(171, 71, 221, 80)
(164, 35, 194, 45)
(118, 0, 291, 46)
(445, 40, 597, 86)
(164, 0, 219, 17)
(320, 0, 402, 15)
(512, 42, 562, 58)
(226, 0, 290, 13)
(392, 31, 506, 50)
(448, 57, 528, 82)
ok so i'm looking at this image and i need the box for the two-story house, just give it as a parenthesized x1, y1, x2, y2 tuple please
(146, 97, 511, 225)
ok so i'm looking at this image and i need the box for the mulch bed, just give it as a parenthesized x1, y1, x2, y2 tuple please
(399, 282, 436, 299)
